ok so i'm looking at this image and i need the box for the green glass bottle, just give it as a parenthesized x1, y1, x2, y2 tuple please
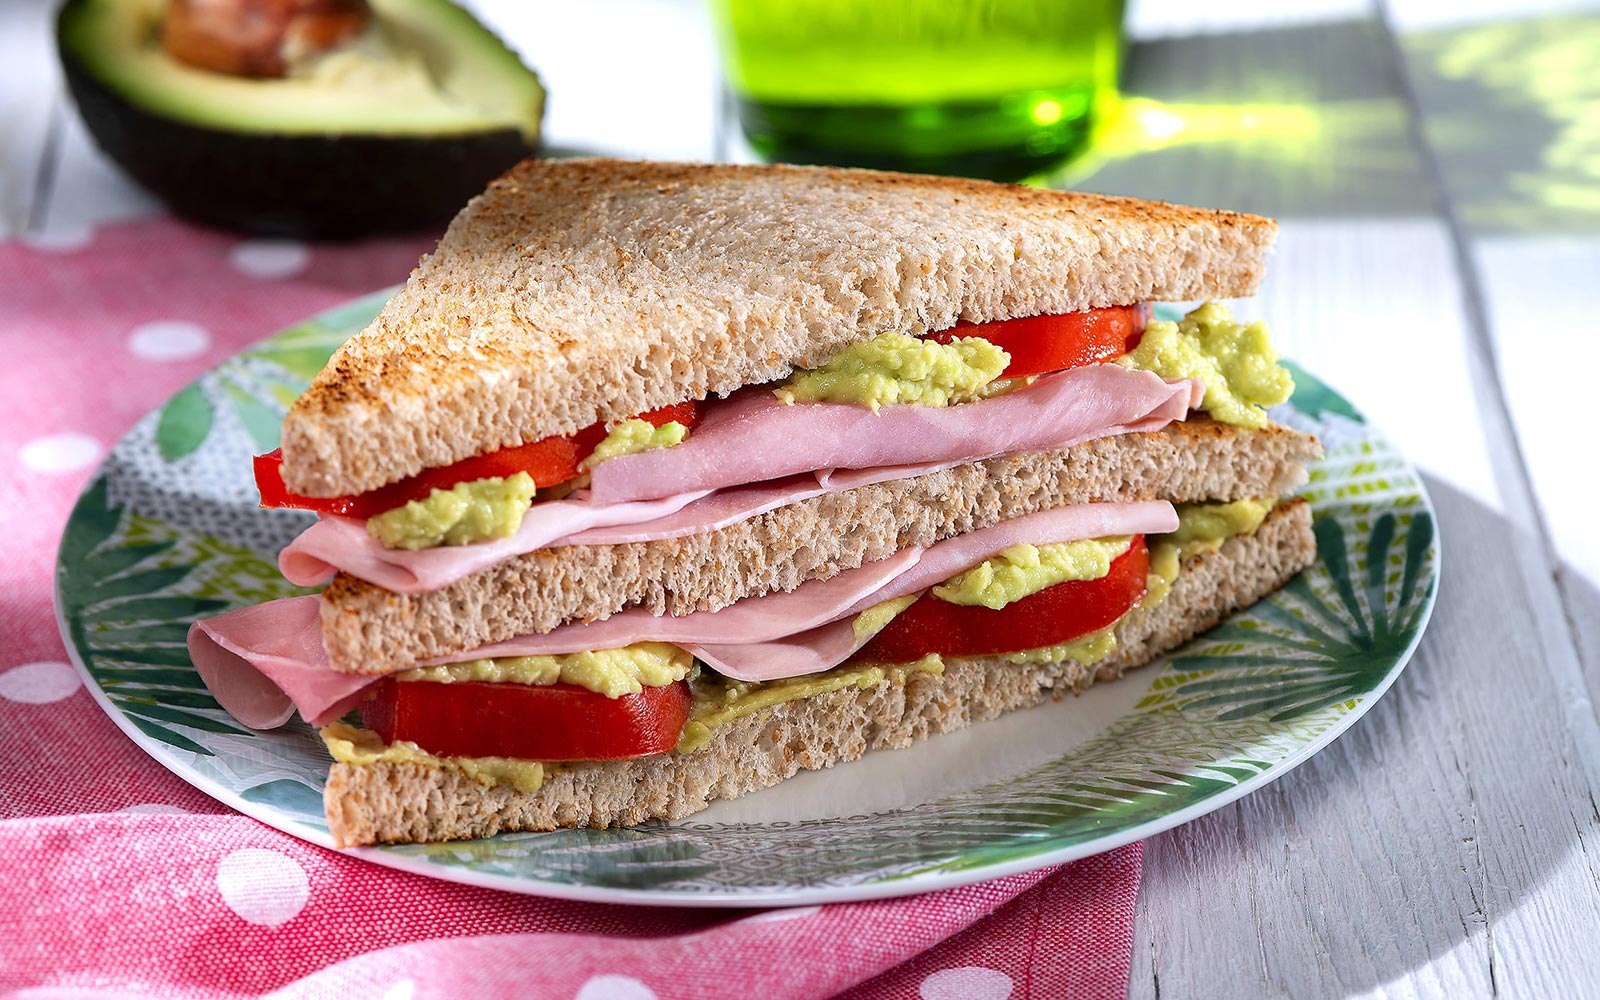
(713, 0, 1125, 181)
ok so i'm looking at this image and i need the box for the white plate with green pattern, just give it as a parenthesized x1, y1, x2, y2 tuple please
(56, 293, 1439, 906)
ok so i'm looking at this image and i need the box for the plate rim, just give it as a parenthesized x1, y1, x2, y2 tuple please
(54, 291, 1441, 906)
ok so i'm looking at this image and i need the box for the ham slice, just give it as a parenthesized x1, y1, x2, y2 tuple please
(275, 366, 1202, 594)
(188, 599, 371, 730)
(191, 502, 1177, 729)
(278, 489, 716, 591)
(589, 365, 1203, 504)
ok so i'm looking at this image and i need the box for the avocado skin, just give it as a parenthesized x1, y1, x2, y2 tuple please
(59, 34, 535, 239)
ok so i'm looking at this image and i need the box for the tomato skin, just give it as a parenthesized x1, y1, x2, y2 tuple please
(256, 400, 700, 516)
(856, 536, 1150, 663)
(927, 305, 1148, 378)
(361, 679, 693, 761)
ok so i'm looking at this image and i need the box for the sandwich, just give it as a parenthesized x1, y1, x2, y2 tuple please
(188, 159, 1323, 847)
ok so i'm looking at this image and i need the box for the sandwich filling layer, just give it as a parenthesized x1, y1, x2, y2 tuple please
(192, 501, 1181, 729)
(265, 302, 1290, 583)
(317, 498, 1284, 782)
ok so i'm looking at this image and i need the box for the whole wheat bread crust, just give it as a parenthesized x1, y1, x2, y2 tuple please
(321, 419, 1319, 674)
(324, 499, 1315, 846)
(282, 159, 1277, 496)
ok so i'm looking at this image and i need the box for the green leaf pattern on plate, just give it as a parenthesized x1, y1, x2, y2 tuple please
(57, 294, 1439, 897)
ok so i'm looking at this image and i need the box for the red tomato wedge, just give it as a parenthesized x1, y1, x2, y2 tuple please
(255, 400, 700, 518)
(360, 679, 693, 761)
(856, 535, 1150, 663)
(926, 304, 1148, 378)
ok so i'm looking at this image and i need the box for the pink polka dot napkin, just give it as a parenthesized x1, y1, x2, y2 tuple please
(0, 218, 1143, 1000)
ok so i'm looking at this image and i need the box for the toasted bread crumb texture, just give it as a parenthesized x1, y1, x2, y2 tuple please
(319, 418, 1321, 674)
(323, 500, 1314, 846)
(281, 159, 1277, 496)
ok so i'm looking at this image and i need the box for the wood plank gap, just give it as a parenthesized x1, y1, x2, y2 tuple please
(25, 96, 64, 235)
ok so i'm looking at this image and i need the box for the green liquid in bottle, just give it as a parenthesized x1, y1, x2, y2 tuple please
(714, 0, 1124, 180)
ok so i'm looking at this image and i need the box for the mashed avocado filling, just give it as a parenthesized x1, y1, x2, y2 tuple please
(769, 301, 1290, 423)
(365, 421, 689, 551)
(677, 656, 945, 753)
(581, 419, 689, 470)
(398, 642, 692, 698)
(367, 472, 536, 550)
(320, 721, 546, 793)
(933, 537, 1132, 610)
(775, 332, 1009, 410)
(1165, 498, 1275, 557)
(1119, 302, 1293, 429)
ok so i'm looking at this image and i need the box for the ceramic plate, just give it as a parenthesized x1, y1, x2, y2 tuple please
(57, 293, 1439, 906)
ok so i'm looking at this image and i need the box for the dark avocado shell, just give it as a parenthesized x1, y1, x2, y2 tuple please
(56, 0, 545, 239)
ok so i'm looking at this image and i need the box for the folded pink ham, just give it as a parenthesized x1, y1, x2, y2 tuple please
(278, 365, 1202, 594)
(192, 502, 1179, 730)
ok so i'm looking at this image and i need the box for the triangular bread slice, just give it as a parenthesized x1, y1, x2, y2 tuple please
(281, 160, 1277, 498)
(323, 499, 1314, 846)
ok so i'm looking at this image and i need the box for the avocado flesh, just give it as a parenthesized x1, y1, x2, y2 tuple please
(59, 0, 543, 138)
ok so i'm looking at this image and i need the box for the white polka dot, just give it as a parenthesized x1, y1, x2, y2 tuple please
(739, 904, 822, 924)
(574, 976, 657, 1000)
(0, 661, 81, 704)
(381, 981, 415, 1000)
(128, 320, 212, 362)
(230, 239, 311, 279)
(20, 227, 94, 253)
(216, 848, 309, 928)
(920, 967, 1014, 1000)
(19, 433, 101, 473)
(118, 803, 190, 815)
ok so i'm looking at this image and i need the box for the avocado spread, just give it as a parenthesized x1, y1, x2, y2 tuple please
(1119, 302, 1294, 428)
(1140, 498, 1278, 613)
(397, 642, 692, 698)
(999, 627, 1120, 667)
(852, 594, 922, 641)
(677, 656, 944, 753)
(320, 721, 545, 793)
(1165, 498, 1276, 557)
(1141, 542, 1182, 615)
(367, 471, 536, 550)
(581, 419, 688, 470)
(933, 537, 1132, 610)
(775, 332, 1009, 410)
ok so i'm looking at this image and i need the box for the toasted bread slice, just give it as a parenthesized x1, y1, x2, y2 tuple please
(319, 418, 1321, 674)
(324, 499, 1315, 846)
(281, 160, 1277, 497)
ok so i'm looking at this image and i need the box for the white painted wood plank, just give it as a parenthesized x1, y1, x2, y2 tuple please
(461, 0, 719, 161)
(1471, 237, 1600, 585)
(1127, 0, 1372, 40)
(0, 0, 62, 237)
(34, 97, 160, 239)
(1263, 221, 1500, 510)
(1387, 0, 1600, 32)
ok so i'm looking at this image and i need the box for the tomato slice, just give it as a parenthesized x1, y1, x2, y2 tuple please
(926, 304, 1148, 378)
(360, 679, 693, 761)
(856, 536, 1150, 663)
(256, 400, 701, 517)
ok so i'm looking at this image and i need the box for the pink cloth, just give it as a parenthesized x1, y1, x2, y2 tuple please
(0, 218, 1143, 999)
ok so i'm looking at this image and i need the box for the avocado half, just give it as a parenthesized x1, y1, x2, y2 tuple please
(57, 0, 545, 238)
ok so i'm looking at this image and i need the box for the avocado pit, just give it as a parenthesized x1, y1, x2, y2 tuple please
(163, 0, 372, 79)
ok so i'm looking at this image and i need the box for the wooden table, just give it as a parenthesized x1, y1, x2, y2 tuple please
(5, 0, 1598, 995)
